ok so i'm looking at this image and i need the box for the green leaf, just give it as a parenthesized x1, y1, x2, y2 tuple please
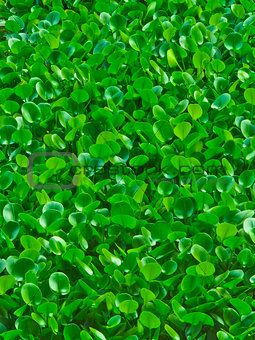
(38, 302, 58, 316)
(172, 300, 187, 321)
(129, 34, 147, 52)
(5, 16, 24, 33)
(183, 312, 214, 326)
(191, 244, 208, 262)
(21, 102, 41, 123)
(217, 331, 235, 340)
(179, 36, 197, 52)
(167, 49, 180, 68)
(229, 298, 252, 315)
(211, 94, 231, 110)
(239, 170, 255, 188)
(191, 25, 203, 45)
(141, 288, 156, 303)
(21, 283, 42, 305)
(49, 272, 70, 295)
(244, 88, 255, 105)
(188, 104, 203, 120)
(241, 119, 255, 138)
(216, 176, 234, 192)
(12, 258, 35, 281)
(20, 235, 41, 251)
(133, 77, 153, 93)
(64, 324, 81, 340)
(2, 221, 19, 241)
(109, 14, 126, 30)
(141, 89, 158, 107)
(174, 197, 194, 219)
(0, 171, 13, 190)
(89, 328, 106, 340)
(153, 120, 173, 142)
(105, 86, 123, 105)
(107, 315, 121, 328)
(165, 324, 180, 340)
(244, 218, 255, 243)
(157, 181, 174, 196)
(224, 33, 243, 50)
(216, 223, 238, 241)
(15, 84, 33, 100)
(231, 4, 245, 18)
(46, 157, 66, 171)
(46, 11, 61, 25)
(211, 59, 225, 73)
(0, 275, 15, 295)
(196, 262, 215, 276)
(71, 89, 89, 103)
(129, 155, 149, 167)
(174, 122, 191, 140)
(49, 236, 67, 255)
(139, 311, 161, 329)
(12, 130, 32, 144)
(119, 300, 138, 314)
(36, 81, 53, 101)
(139, 258, 162, 281)
(4, 100, 19, 114)
(45, 33, 59, 49)
(193, 50, 210, 70)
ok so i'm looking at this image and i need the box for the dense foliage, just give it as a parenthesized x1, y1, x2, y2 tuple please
(1, 0, 255, 339)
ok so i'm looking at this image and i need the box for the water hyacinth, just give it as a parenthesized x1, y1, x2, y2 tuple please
(0, 0, 255, 339)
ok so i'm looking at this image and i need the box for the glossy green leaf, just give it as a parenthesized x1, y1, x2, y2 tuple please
(174, 197, 194, 219)
(211, 94, 231, 110)
(71, 89, 89, 103)
(174, 122, 191, 140)
(196, 262, 215, 276)
(139, 311, 161, 329)
(119, 300, 138, 314)
(21, 283, 42, 305)
(244, 88, 255, 105)
(0, 275, 15, 295)
(224, 33, 243, 50)
(109, 14, 126, 30)
(49, 272, 70, 295)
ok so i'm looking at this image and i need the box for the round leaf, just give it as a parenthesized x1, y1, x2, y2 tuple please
(174, 122, 191, 140)
(244, 88, 255, 105)
(224, 33, 243, 50)
(139, 311, 161, 329)
(21, 283, 42, 305)
(196, 262, 215, 276)
(49, 272, 70, 295)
